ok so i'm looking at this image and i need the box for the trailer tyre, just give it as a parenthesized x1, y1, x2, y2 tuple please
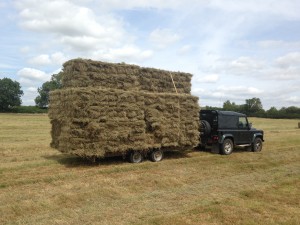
(150, 149, 164, 162)
(129, 151, 143, 163)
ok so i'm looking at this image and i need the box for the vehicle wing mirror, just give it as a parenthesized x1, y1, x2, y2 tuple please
(248, 123, 252, 129)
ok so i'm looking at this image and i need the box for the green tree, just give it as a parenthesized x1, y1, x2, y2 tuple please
(223, 100, 239, 111)
(35, 73, 62, 108)
(266, 107, 278, 118)
(0, 78, 24, 111)
(244, 97, 264, 115)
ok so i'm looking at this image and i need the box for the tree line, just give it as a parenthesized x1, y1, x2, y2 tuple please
(1, 76, 300, 118)
(205, 98, 300, 119)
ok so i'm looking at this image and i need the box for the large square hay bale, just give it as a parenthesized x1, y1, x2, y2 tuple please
(49, 88, 200, 158)
(61, 59, 192, 94)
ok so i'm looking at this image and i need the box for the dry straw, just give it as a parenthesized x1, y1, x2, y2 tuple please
(49, 59, 200, 158)
(61, 59, 192, 94)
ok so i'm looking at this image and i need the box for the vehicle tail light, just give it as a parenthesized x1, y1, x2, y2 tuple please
(212, 135, 219, 141)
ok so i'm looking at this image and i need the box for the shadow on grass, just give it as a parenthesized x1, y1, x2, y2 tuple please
(194, 145, 253, 155)
(43, 154, 125, 168)
(163, 150, 192, 160)
(43, 150, 193, 167)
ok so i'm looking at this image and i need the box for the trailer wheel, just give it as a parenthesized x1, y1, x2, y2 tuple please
(129, 151, 143, 163)
(150, 149, 164, 162)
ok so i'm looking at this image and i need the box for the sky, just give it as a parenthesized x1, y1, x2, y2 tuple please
(0, 0, 300, 109)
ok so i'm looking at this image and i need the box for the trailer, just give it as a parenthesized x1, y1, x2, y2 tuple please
(49, 59, 200, 163)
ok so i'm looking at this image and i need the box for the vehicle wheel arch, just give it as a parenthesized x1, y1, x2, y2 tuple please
(220, 138, 234, 155)
(252, 136, 263, 152)
(220, 134, 234, 145)
(252, 133, 264, 143)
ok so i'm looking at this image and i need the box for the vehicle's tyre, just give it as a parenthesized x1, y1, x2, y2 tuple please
(200, 120, 211, 136)
(220, 139, 233, 155)
(129, 151, 143, 163)
(252, 137, 263, 152)
(150, 149, 164, 162)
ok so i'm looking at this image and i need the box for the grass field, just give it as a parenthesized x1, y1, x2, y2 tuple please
(0, 114, 299, 225)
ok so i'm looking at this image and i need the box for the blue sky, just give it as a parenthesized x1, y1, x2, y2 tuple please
(1, 0, 300, 109)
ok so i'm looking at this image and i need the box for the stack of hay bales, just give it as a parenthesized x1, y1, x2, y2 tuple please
(49, 59, 200, 158)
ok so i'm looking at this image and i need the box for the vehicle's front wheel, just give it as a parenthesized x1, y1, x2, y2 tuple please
(150, 149, 164, 162)
(220, 139, 233, 155)
(252, 137, 263, 152)
(129, 151, 143, 163)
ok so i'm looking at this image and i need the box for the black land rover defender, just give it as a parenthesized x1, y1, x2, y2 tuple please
(200, 110, 264, 155)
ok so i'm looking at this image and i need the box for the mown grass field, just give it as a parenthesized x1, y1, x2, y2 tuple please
(0, 114, 299, 225)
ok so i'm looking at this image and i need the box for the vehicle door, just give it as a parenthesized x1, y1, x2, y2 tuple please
(236, 116, 252, 144)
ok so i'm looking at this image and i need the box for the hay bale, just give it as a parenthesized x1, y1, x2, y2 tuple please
(49, 58, 200, 158)
(49, 87, 200, 158)
(61, 59, 192, 94)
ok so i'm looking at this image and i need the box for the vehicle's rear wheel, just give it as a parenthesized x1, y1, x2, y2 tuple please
(252, 137, 263, 152)
(220, 139, 233, 155)
(150, 149, 164, 162)
(129, 151, 143, 163)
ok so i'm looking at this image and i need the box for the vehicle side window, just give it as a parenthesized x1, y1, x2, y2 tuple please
(219, 115, 238, 129)
(238, 117, 248, 129)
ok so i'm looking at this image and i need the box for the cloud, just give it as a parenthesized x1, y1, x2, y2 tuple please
(227, 57, 264, 75)
(28, 52, 67, 66)
(178, 45, 192, 55)
(202, 53, 300, 81)
(51, 52, 68, 66)
(209, 0, 300, 20)
(20, 46, 31, 54)
(275, 52, 300, 68)
(22, 87, 38, 105)
(191, 87, 205, 95)
(216, 86, 264, 97)
(18, 1, 105, 36)
(94, 45, 153, 63)
(149, 28, 181, 49)
(94, 0, 300, 20)
(27, 87, 37, 92)
(194, 74, 219, 83)
(95, 0, 202, 10)
(257, 40, 300, 49)
(265, 68, 300, 80)
(14, 0, 154, 65)
(191, 85, 266, 108)
(17, 68, 50, 82)
(15, 0, 127, 52)
(17, 67, 60, 106)
(261, 52, 300, 80)
(28, 54, 51, 66)
(286, 96, 300, 104)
